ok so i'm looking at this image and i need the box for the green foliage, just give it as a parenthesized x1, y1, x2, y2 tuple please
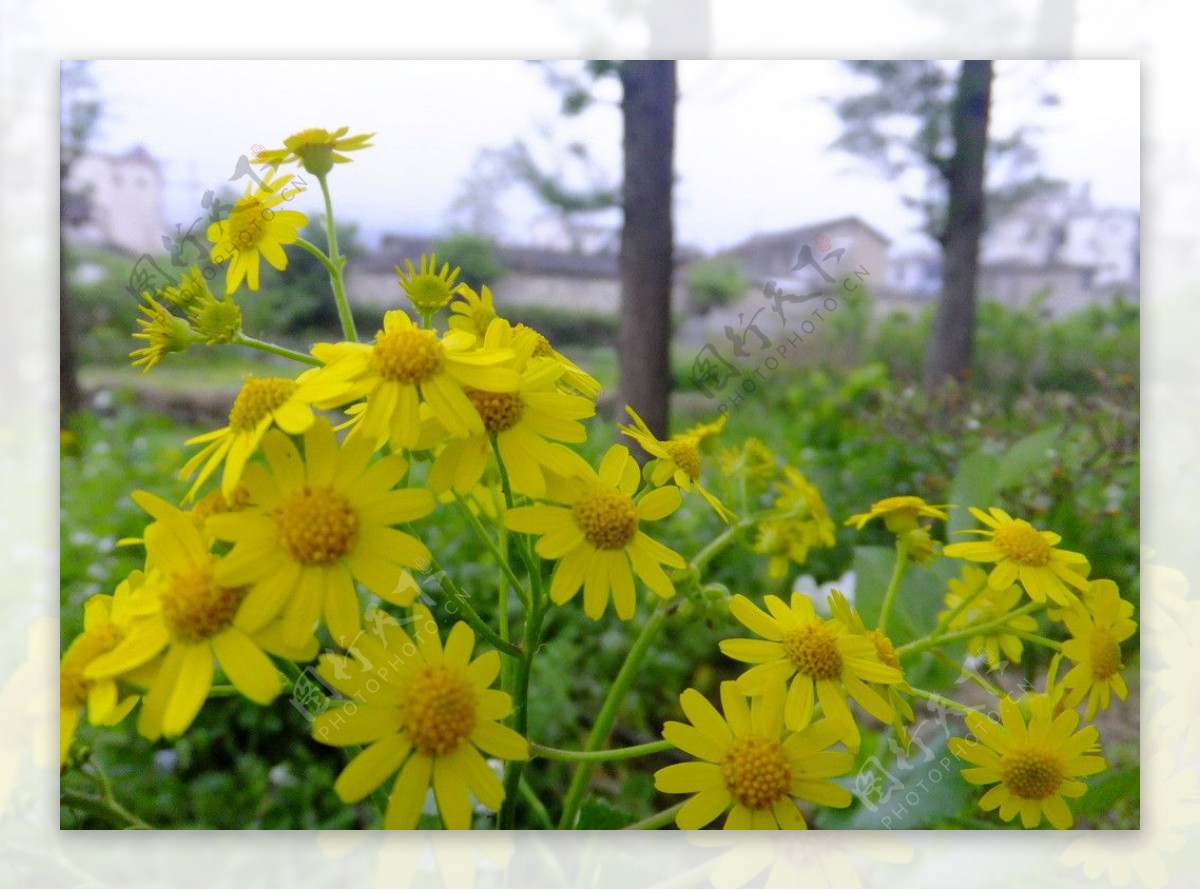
(432, 232, 506, 290)
(685, 255, 749, 314)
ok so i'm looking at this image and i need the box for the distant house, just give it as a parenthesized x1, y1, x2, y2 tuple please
(347, 234, 691, 316)
(722, 215, 891, 293)
(62, 146, 165, 256)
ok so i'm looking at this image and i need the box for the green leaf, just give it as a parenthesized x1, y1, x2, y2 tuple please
(947, 452, 1000, 535)
(1071, 764, 1139, 820)
(852, 546, 961, 647)
(574, 799, 636, 830)
(995, 425, 1062, 490)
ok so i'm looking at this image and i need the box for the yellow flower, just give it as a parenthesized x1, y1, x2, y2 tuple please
(208, 419, 436, 646)
(312, 605, 528, 830)
(619, 407, 736, 523)
(949, 692, 1106, 829)
(130, 293, 194, 372)
(180, 368, 360, 501)
(845, 495, 950, 534)
(504, 444, 686, 620)
(208, 171, 307, 294)
(448, 284, 500, 338)
(313, 310, 519, 451)
(94, 494, 309, 741)
(397, 254, 462, 315)
(826, 589, 914, 735)
(654, 680, 854, 829)
(943, 507, 1089, 606)
(718, 437, 777, 483)
(719, 593, 903, 746)
(158, 265, 216, 313)
(428, 321, 594, 498)
(1060, 580, 1136, 719)
(255, 127, 374, 177)
(511, 322, 603, 400)
(939, 565, 1037, 669)
(59, 575, 150, 765)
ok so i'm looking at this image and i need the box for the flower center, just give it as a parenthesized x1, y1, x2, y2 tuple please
(229, 377, 298, 432)
(225, 198, 269, 250)
(572, 486, 639, 550)
(870, 629, 901, 671)
(60, 625, 123, 708)
(1000, 746, 1064, 800)
(372, 326, 445, 385)
(466, 389, 525, 434)
(1091, 628, 1122, 680)
(274, 486, 359, 565)
(663, 438, 701, 480)
(160, 557, 248, 643)
(781, 623, 843, 680)
(191, 484, 253, 524)
(399, 663, 477, 756)
(992, 521, 1052, 567)
(401, 275, 455, 314)
(721, 736, 793, 810)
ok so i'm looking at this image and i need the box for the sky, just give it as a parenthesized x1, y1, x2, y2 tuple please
(84, 60, 1140, 256)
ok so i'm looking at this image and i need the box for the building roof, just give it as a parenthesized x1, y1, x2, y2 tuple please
(726, 215, 893, 255)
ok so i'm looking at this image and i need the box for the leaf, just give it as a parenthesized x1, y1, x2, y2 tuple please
(574, 799, 636, 830)
(947, 452, 1000, 536)
(995, 425, 1062, 490)
(852, 546, 961, 648)
(1071, 764, 1139, 820)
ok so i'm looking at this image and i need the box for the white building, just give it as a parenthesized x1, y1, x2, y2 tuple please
(63, 146, 164, 256)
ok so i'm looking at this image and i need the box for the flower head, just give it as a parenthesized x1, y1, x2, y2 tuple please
(130, 294, 194, 372)
(512, 323, 603, 400)
(718, 437, 777, 484)
(845, 495, 949, 534)
(504, 444, 686, 620)
(448, 284, 500, 338)
(1060, 579, 1137, 720)
(397, 254, 462, 315)
(939, 566, 1037, 669)
(619, 407, 735, 523)
(255, 127, 374, 177)
(312, 605, 528, 829)
(943, 507, 1089, 606)
(207, 419, 436, 646)
(208, 171, 307, 293)
(654, 681, 854, 829)
(720, 593, 903, 746)
(950, 692, 1106, 829)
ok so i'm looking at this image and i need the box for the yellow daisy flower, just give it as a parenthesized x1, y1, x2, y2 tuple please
(254, 126, 374, 177)
(92, 495, 297, 741)
(312, 605, 528, 830)
(826, 589, 914, 734)
(179, 367, 360, 502)
(939, 566, 1038, 669)
(845, 495, 950, 533)
(59, 575, 152, 765)
(654, 680, 854, 830)
(949, 693, 1106, 829)
(943, 507, 1089, 606)
(428, 322, 594, 498)
(313, 310, 519, 451)
(208, 171, 307, 294)
(130, 293, 194, 372)
(207, 419, 435, 646)
(504, 444, 686, 621)
(397, 254, 462, 315)
(718, 437, 777, 484)
(719, 593, 903, 745)
(1060, 580, 1137, 719)
(619, 407, 736, 524)
(752, 468, 836, 577)
(511, 323, 603, 400)
(448, 284, 500, 338)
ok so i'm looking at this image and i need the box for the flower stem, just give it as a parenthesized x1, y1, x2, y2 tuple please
(558, 600, 671, 829)
(294, 237, 340, 278)
(61, 789, 152, 829)
(518, 776, 554, 829)
(452, 491, 529, 610)
(931, 650, 1005, 697)
(932, 577, 989, 636)
(530, 739, 672, 763)
(233, 332, 319, 366)
(624, 802, 684, 831)
(316, 174, 358, 342)
(500, 597, 546, 828)
(1011, 630, 1062, 651)
(423, 551, 523, 659)
(907, 686, 983, 717)
(877, 539, 910, 635)
(897, 602, 1042, 658)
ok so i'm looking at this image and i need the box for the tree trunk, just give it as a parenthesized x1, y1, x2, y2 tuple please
(617, 61, 676, 438)
(925, 60, 993, 388)
(60, 182, 83, 425)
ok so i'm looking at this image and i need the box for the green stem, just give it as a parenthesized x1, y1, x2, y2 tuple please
(691, 518, 753, 573)
(624, 802, 684, 831)
(931, 650, 1004, 697)
(294, 237, 340, 278)
(530, 739, 672, 763)
(558, 601, 671, 829)
(1011, 630, 1062, 651)
(518, 776, 554, 829)
(877, 540, 910, 635)
(933, 577, 990, 636)
(897, 602, 1042, 658)
(61, 789, 152, 829)
(500, 598, 546, 827)
(316, 174, 358, 342)
(233, 332, 320, 366)
(453, 491, 529, 610)
(206, 684, 240, 698)
(422, 552, 523, 659)
(907, 686, 983, 718)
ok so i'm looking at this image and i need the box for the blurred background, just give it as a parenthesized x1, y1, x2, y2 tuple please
(59, 59, 1139, 830)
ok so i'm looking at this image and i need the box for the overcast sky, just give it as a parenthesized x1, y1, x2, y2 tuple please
(85, 60, 1139, 255)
